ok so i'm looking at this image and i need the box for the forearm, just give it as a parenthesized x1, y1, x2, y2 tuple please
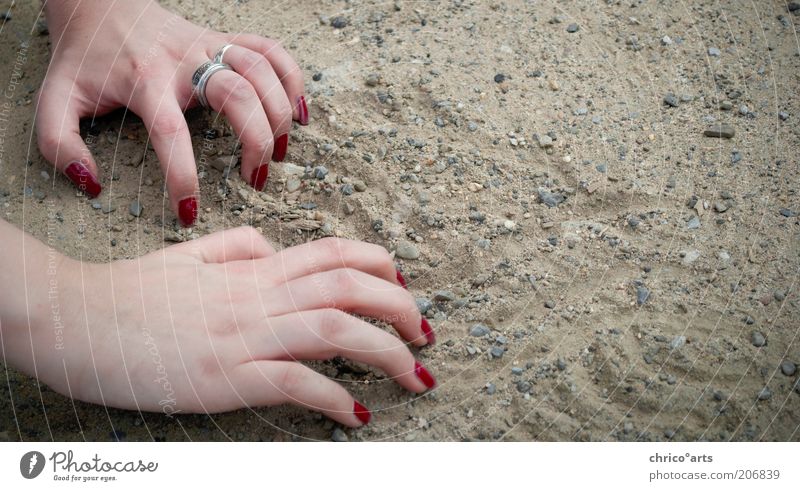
(0, 219, 72, 370)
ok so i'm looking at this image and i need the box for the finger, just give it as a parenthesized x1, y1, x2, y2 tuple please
(263, 268, 432, 347)
(204, 70, 273, 191)
(236, 309, 435, 393)
(220, 45, 293, 162)
(166, 226, 276, 262)
(229, 34, 307, 125)
(231, 361, 372, 427)
(133, 95, 199, 227)
(261, 237, 401, 287)
(35, 80, 102, 198)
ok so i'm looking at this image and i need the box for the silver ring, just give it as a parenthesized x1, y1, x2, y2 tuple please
(191, 60, 232, 109)
(213, 43, 235, 64)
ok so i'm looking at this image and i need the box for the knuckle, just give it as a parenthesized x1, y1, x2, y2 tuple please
(228, 81, 257, 104)
(151, 113, 187, 139)
(317, 309, 349, 345)
(239, 51, 266, 73)
(276, 363, 308, 397)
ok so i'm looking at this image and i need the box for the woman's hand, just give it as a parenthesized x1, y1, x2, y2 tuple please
(2, 226, 435, 427)
(37, 0, 308, 226)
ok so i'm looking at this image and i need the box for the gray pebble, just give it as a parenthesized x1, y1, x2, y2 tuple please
(340, 183, 354, 195)
(708, 47, 721, 57)
(486, 383, 496, 395)
(395, 241, 420, 260)
(780, 360, 796, 376)
(470, 324, 490, 337)
(636, 286, 650, 305)
(751, 331, 766, 347)
(330, 16, 348, 28)
(537, 135, 554, 148)
(537, 188, 565, 207)
(128, 200, 143, 217)
(687, 216, 701, 229)
(511, 367, 524, 375)
(757, 387, 772, 401)
(663, 93, 679, 107)
(556, 358, 567, 370)
(670, 335, 686, 350)
(489, 346, 505, 359)
(331, 428, 348, 442)
(517, 381, 531, 393)
(703, 124, 735, 139)
(433, 290, 456, 302)
(416, 297, 433, 315)
(566, 23, 579, 33)
(313, 166, 328, 179)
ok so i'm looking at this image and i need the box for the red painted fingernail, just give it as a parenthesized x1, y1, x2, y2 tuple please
(272, 134, 288, 162)
(178, 197, 197, 227)
(421, 318, 435, 345)
(414, 361, 436, 389)
(353, 401, 371, 425)
(297, 95, 309, 125)
(250, 164, 269, 191)
(396, 269, 408, 289)
(64, 161, 101, 198)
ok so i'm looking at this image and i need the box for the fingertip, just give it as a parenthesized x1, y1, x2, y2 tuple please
(296, 95, 309, 125)
(178, 196, 198, 227)
(250, 164, 270, 191)
(353, 400, 372, 426)
(64, 160, 102, 198)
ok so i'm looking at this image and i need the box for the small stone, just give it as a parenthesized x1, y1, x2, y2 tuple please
(704, 124, 735, 139)
(757, 387, 772, 401)
(708, 47, 721, 57)
(353, 180, 367, 192)
(433, 290, 456, 302)
(511, 367, 524, 375)
(751, 331, 766, 347)
(470, 324, 490, 337)
(670, 336, 686, 350)
(493, 73, 506, 83)
(714, 202, 729, 213)
(687, 216, 701, 229)
(286, 178, 301, 193)
(211, 154, 238, 172)
(129, 200, 143, 217)
(340, 183, 354, 195)
(331, 428, 348, 442)
(779, 208, 797, 217)
(537, 188, 565, 208)
(636, 286, 650, 305)
(395, 241, 420, 260)
(544, 300, 556, 309)
(468, 182, 483, 192)
(556, 358, 567, 371)
(663, 93, 679, 107)
(313, 166, 329, 179)
(537, 135, 554, 148)
(489, 346, 505, 359)
(365, 73, 381, 87)
(503, 220, 516, 231)
(517, 381, 531, 393)
(416, 298, 433, 315)
(330, 16, 349, 28)
(566, 23, 579, 33)
(486, 383, 496, 395)
(312, 72, 323, 82)
(781, 360, 797, 377)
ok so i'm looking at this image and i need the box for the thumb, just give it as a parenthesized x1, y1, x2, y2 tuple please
(35, 79, 102, 198)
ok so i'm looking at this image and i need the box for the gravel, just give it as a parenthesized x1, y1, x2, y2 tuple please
(636, 286, 650, 305)
(703, 124, 735, 138)
(128, 200, 143, 217)
(537, 188, 565, 207)
(757, 387, 772, 401)
(330, 16, 349, 28)
(470, 324, 490, 337)
(751, 331, 766, 347)
(566, 23, 579, 33)
(780, 360, 796, 377)
(489, 346, 505, 359)
(416, 297, 433, 314)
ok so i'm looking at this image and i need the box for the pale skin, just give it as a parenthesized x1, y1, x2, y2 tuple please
(38, 0, 308, 225)
(0, 220, 435, 427)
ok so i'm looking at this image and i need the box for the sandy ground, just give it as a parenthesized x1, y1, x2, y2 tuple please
(1, 0, 799, 442)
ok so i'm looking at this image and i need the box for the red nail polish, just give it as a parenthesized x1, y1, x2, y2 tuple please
(272, 134, 288, 162)
(421, 318, 435, 345)
(178, 197, 197, 227)
(414, 361, 436, 389)
(396, 269, 408, 289)
(250, 164, 269, 191)
(64, 161, 101, 198)
(297, 95, 309, 125)
(353, 401, 371, 425)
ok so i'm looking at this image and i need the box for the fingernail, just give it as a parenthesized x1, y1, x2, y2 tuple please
(396, 269, 408, 289)
(250, 164, 269, 191)
(414, 361, 436, 389)
(64, 161, 101, 198)
(353, 401, 371, 425)
(178, 197, 197, 227)
(272, 133, 288, 162)
(297, 95, 309, 125)
(421, 318, 435, 345)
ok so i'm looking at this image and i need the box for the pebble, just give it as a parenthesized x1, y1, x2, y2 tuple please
(486, 383, 496, 395)
(517, 381, 531, 393)
(489, 346, 505, 359)
(636, 286, 650, 305)
(416, 298, 433, 314)
(566, 23, 579, 33)
(544, 300, 556, 309)
(556, 358, 567, 370)
(433, 290, 456, 302)
(663, 93, 679, 107)
(493, 73, 506, 83)
(751, 331, 766, 347)
(780, 360, 796, 377)
(511, 367, 524, 375)
(313, 166, 329, 179)
(757, 387, 772, 401)
(340, 183, 354, 195)
(537, 135, 554, 148)
(353, 180, 367, 192)
(286, 178, 301, 193)
(470, 324, 490, 337)
(330, 16, 349, 28)
(331, 428, 348, 442)
(395, 241, 420, 260)
(703, 124, 735, 139)
(708, 47, 721, 57)
(670, 336, 686, 350)
(687, 216, 701, 229)
(537, 188, 565, 207)
(129, 200, 143, 217)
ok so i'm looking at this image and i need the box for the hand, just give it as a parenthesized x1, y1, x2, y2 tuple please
(37, 0, 308, 226)
(5, 227, 435, 426)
